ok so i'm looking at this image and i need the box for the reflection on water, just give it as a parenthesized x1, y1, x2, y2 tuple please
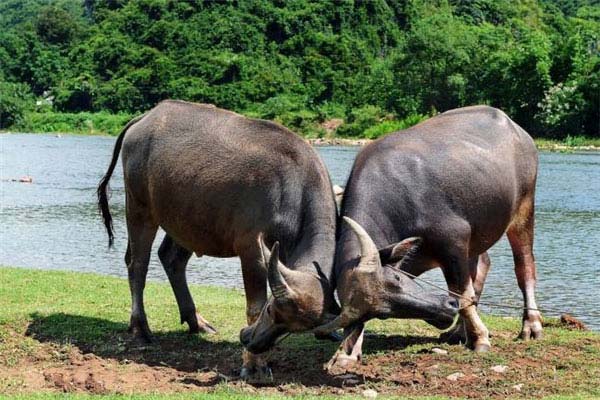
(1, 134, 599, 329)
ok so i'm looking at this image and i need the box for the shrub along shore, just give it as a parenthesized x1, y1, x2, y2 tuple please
(2, 110, 600, 151)
(0, 266, 599, 398)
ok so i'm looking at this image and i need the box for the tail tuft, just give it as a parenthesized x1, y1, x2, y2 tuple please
(97, 175, 115, 247)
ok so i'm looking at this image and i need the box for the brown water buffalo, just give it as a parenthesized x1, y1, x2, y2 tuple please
(316, 106, 542, 368)
(97, 100, 340, 379)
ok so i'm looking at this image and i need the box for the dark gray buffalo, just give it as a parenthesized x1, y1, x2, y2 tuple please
(97, 100, 340, 379)
(316, 106, 542, 367)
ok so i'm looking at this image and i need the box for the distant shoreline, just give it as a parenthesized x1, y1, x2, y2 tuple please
(307, 137, 600, 151)
(2, 130, 599, 152)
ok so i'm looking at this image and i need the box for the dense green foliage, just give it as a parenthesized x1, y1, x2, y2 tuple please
(0, 80, 33, 128)
(0, 0, 598, 137)
(13, 110, 133, 135)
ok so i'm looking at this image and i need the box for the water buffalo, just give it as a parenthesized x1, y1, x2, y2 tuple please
(97, 100, 339, 379)
(316, 106, 541, 367)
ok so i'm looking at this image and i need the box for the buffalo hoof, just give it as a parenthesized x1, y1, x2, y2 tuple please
(325, 350, 360, 372)
(239, 365, 273, 384)
(314, 331, 343, 342)
(185, 312, 217, 335)
(473, 341, 491, 352)
(439, 322, 467, 345)
(128, 317, 153, 343)
(519, 318, 543, 341)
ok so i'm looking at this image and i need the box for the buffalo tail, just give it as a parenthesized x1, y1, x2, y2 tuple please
(97, 114, 145, 247)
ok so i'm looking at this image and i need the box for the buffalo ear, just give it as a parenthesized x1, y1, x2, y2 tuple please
(378, 237, 422, 264)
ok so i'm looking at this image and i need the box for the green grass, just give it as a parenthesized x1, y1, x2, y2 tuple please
(0, 267, 599, 398)
(534, 135, 600, 150)
(0, 267, 246, 344)
(11, 112, 135, 136)
(363, 115, 428, 139)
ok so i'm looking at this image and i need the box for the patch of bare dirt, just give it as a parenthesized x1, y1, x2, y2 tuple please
(1, 323, 599, 398)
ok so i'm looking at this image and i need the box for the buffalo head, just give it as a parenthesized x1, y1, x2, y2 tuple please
(240, 237, 339, 354)
(314, 217, 459, 335)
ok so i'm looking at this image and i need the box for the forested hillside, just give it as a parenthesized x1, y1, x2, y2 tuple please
(1, 0, 598, 138)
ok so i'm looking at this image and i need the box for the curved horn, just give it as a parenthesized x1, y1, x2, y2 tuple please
(262, 241, 295, 301)
(343, 216, 380, 273)
(258, 233, 272, 270)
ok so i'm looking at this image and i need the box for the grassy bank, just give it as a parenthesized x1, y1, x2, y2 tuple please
(10, 112, 135, 136)
(534, 136, 600, 151)
(0, 267, 598, 398)
(3, 111, 599, 151)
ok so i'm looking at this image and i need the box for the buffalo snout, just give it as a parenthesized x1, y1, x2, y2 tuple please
(424, 295, 459, 330)
(240, 322, 283, 354)
(446, 297, 460, 312)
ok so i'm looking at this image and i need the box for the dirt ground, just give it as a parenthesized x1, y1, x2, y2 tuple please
(1, 317, 599, 398)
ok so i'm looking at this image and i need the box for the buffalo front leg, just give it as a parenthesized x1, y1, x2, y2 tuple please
(507, 197, 543, 340)
(325, 322, 365, 372)
(442, 246, 491, 352)
(238, 252, 271, 381)
(158, 235, 216, 334)
(125, 208, 158, 343)
(441, 252, 491, 345)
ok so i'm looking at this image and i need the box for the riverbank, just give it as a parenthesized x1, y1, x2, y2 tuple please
(308, 137, 600, 151)
(3, 111, 599, 151)
(4, 129, 599, 153)
(1, 267, 598, 398)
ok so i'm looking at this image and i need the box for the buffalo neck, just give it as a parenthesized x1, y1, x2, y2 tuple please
(281, 181, 337, 282)
(287, 213, 337, 281)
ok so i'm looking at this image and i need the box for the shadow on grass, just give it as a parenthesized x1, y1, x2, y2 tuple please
(25, 312, 441, 387)
(362, 332, 442, 353)
(25, 312, 241, 374)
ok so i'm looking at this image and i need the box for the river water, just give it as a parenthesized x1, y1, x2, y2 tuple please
(1, 133, 599, 330)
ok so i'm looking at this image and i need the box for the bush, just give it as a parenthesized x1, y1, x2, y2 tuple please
(275, 109, 320, 137)
(536, 82, 586, 138)
(0, 80, 33, 129)
(564, 135, 588, 147)
(53, 75, 96, 112)
(316, 102, 347, 121)
(16, 111, 134, 135)
(363, 114, 428, 139)
(336, 105, 384, 137)
(253, 94, 307, 120)
(36, 6, 79, 45)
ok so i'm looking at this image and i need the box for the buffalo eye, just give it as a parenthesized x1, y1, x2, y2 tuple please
(394, 274, 400, 281)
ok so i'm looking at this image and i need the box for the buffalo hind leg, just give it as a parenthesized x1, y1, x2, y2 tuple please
(158, 235, 216, 334)
(441, 252, 491, 345)
(238, 249, 271, 382)
(441, 244, 491, 352)
(126, 210, 158, 343)
(507, 197, 543, 340)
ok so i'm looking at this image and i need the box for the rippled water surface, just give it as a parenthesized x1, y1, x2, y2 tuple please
(1, 134, 599, 329)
